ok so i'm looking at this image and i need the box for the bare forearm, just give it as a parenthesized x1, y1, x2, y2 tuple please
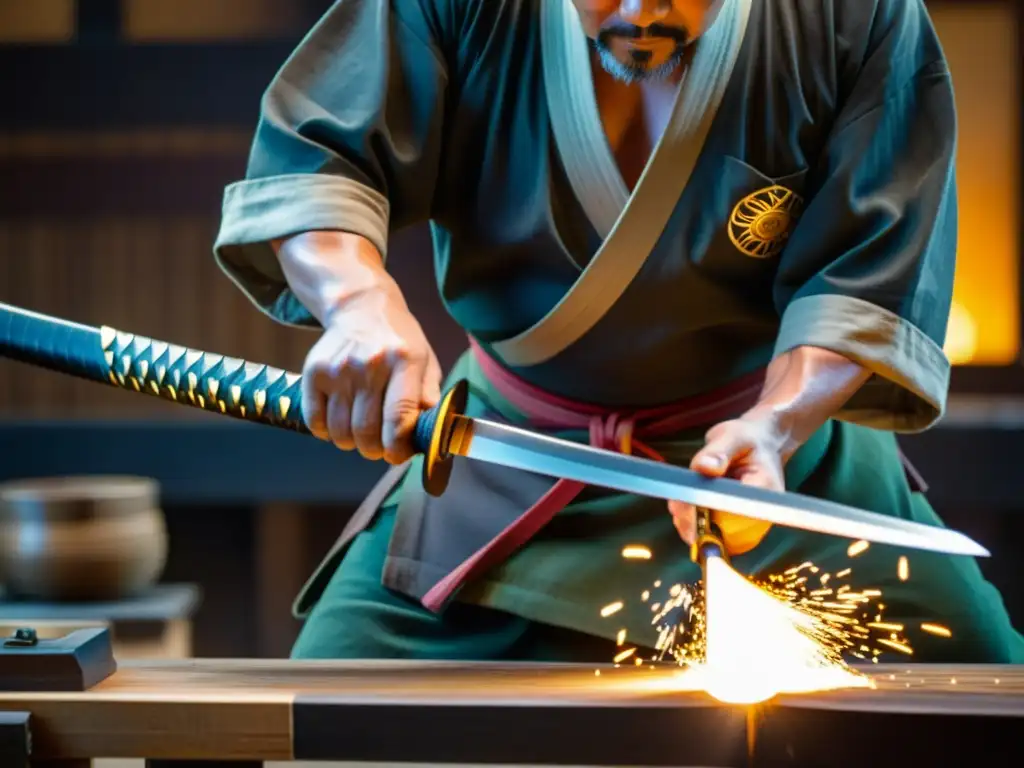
(744, 346, 872, 461)
(273, 231, 404, 325)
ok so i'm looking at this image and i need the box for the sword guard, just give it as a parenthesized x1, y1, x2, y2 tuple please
(414, 379, 469, 497)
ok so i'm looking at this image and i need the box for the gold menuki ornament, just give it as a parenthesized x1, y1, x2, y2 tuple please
(420, 379, 470, 497)
(728, 185, 803, 259)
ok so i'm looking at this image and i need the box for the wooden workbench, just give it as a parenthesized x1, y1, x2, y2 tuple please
(0, 660, 1021, 767)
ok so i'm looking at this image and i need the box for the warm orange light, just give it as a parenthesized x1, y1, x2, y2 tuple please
(944, 301, 979, 365)
(934, 5, 1021, 365)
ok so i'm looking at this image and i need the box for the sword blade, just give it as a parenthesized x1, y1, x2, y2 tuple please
(455, 419, 988, 558)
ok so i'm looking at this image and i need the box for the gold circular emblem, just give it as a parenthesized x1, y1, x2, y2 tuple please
(728, 185, 803, 258)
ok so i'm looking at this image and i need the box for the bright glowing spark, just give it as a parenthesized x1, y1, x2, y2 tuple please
(897, 556, 910, 581)
(867, 622, 905, 632)
(598, 536, 953, 704)
(600, 601, 624, 617)
(847, 540, 870, 557)
(921, 623, 953, 638)
(687, 556, 872, 704)
(622, 545, 653, 560)
(616, 629, 627, 646)
(877, 638, 914, 655)
(613, 647, 636, 663)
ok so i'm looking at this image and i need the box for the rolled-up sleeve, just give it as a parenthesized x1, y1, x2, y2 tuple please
(213, 0, 449, 327)
(772, 0, 957, 433)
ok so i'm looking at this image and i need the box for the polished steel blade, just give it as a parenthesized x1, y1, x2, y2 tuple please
(457, 419, 989, 558)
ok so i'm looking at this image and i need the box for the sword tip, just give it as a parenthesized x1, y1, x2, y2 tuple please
(948, 532, 990, 558)
(968, 542, 991, 558)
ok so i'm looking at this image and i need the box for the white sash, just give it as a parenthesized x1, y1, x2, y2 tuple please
(490, 0, 753, 367)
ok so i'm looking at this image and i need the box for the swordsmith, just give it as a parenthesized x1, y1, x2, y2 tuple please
(0, 301, 988, 559)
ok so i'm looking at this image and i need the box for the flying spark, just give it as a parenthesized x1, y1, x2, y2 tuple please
(847, 540, 870, 557)
(622, 545, 653, 560)
(600, 601, 624, 617)
(921, 623, 953, 638)
(613, 647, 637, 663)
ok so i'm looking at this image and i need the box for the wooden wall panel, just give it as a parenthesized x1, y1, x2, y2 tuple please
(0, 0, 75, 43)
(0, 212, 313, 418)
(123, 0, 308, 41)
(0, 124, 465, 420)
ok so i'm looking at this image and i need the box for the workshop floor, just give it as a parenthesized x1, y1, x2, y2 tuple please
(95, 762, 408, 767)
(94, 762, 639, 768)
(96, 763, 450, 767)
(96, 762, 342, 767)
(96, 762, 484, 767)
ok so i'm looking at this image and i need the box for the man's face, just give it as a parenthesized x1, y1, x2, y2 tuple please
(571, 1, 711, 83)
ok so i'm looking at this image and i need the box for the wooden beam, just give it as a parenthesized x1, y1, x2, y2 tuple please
(0, 43, 295, 130)
(0, 155, 245, 218)
(0, 420, 386, 506)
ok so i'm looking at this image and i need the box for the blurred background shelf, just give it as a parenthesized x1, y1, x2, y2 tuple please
(0, 419, 383, 506)
(0, 583, 200, 659)
(0, 398, 1022, 506)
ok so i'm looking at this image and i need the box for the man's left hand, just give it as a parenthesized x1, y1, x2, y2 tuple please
(667, 415, 788, 556)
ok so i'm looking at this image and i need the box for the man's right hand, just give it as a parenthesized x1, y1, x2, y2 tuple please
(303, 287, 442, 464)
(275, 232, 443, 465)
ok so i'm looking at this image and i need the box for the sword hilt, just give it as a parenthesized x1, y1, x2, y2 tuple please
(0, 301, 466, 494)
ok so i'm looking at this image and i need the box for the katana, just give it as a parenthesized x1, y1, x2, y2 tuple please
(0, 301, 988, 559)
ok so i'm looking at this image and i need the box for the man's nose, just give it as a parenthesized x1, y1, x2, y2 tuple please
(616, 0, 670, 27)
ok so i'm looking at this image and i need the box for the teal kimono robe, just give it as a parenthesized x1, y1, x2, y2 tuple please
(213, 0, 1024, 662)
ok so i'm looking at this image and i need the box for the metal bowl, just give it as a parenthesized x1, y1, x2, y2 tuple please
(0, 476, 168, 601)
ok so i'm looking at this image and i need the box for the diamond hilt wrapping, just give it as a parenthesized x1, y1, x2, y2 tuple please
(0, 300, 303, 433)
(99, 327, 309, 431)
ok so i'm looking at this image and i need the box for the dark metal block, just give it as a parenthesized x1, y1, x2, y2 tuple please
(0, 628, 116, 692)
(293, 697, 751, 766)
(0, 711, 30, 768)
